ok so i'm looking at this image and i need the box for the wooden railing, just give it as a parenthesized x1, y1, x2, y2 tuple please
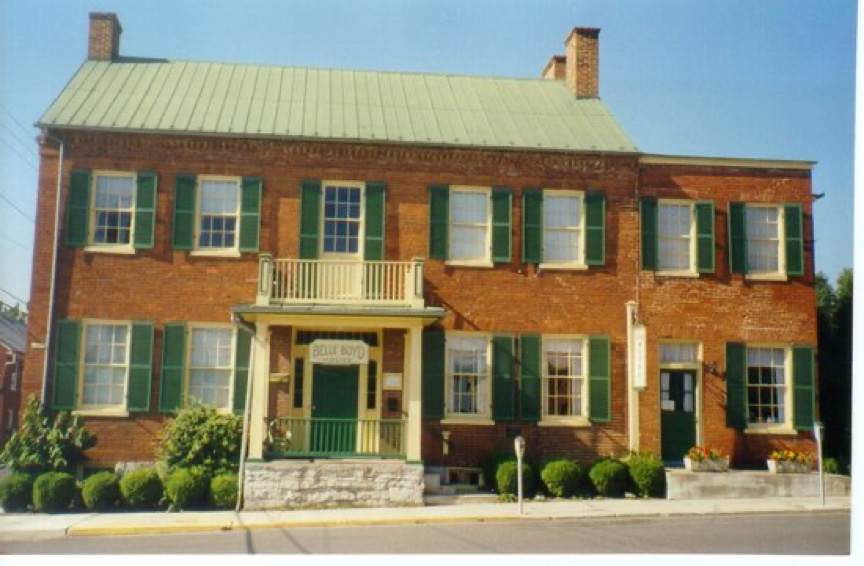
(265, 417, 406, 458)
(256, 255, 425, 308)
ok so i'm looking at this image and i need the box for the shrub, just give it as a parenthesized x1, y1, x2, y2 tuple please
(32, 472, 77, 512)
(159, 404, 242, 476)
(209, 474, 238, 509)
(0, 473, 34, 512)
(481, 450, 513, 492)
(540, 460, 583, 498)
(822, 457, 849, 475)
(0, 396, 96, 474)
(495, 460, 534, 497)
(120, 468, 163, 508)
(625, 452, 666, 498)
(165, 467, 209, 510)
(588, 459, 629, 498)
(82, 471, 120, 510)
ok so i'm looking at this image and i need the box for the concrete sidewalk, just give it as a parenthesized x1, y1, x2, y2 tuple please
(0, 496, 850, 540)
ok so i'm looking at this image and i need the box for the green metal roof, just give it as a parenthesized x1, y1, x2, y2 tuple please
(38, 59, 638, 153)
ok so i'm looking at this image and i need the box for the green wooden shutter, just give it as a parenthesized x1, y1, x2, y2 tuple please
(695, 201, 715, 273)
(52, 319, 81, 410)
(491, 187, 512, 263)
(159, 324, 186, 413)
(422, 329, 445, 419)
(428, 185, 449, 260)
(588, 335, 611, 422)
(784, 204, 804, 276)
(640, 198, 658, 271)
(522, 189, 543, 264)
(792, 346, 815, 431)
(728, 202, 747, 274)
(299, 180, 322, 259)
(491, 335, 515, 421)
(133, 172, 157, 250)
(233, 327, 253, 413)
(239, 176, 262, 252)
(519, 334, 541, 421)
(364, 181, 386, 260)
(585, 191, 606, 265)
(172, 175, 196, 250)
(66, 170, 91, 247)
(725, 342, 747, 429)
(127, 322, 154, 411)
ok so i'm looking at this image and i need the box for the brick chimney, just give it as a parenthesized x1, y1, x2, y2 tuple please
(88, 12, 122, 61)
(541, 55, 567, 81)
(565, 27, 600, 99)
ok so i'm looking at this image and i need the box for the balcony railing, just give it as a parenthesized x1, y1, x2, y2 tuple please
(256, 255, 425, 308)
(265, 417, 406, 458)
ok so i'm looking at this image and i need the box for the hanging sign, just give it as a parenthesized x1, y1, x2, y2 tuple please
(309, 340, 369, 365)
(632, 324, 647, 390)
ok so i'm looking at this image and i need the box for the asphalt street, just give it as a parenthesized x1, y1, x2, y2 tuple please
(0, 512, 850, 555)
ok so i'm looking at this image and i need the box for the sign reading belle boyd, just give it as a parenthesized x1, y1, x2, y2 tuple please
(309, 340, 369, 365)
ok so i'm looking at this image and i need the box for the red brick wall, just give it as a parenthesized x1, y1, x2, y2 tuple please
(0, 344, 23, 447)
(21, 132, 816, 468)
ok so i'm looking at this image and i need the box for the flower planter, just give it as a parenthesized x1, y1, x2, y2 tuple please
(767, 459, 812, 474)
(683, 456, 730, 472)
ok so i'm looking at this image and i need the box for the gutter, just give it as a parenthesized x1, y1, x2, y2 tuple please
(231, 313, 256, 512)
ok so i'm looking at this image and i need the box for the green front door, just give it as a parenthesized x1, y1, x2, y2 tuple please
(660, 370, 697, 463)
(311, 365, 359, 454)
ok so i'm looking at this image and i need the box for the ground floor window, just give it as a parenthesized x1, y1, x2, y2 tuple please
(446, 335, 489, 416)
(746, 346, 787, 425)
(543, 337, 585, 418)
(81, 323, 129, 408)
(188, 327, 235, 409)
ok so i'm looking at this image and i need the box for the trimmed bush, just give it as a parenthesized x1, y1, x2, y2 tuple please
(32, 472, 77, 512)
(165, 467, 209, 510)
(120, 467, 163, 508)
(625, 452, 666, 498)
(159, 404, 242, 476)
(209, 474, 238, 509)
(496, 460, 534, 497)
(0, 473, 34, 512)
(540, 459, 583, 498)
(82, 471, 120, 510)
(481, 450, 512, 492)
(588, 459, 629, 498)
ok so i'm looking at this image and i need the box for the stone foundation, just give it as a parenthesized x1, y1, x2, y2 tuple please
(666, 469, 851, 500)
(242, 459, 425, 510)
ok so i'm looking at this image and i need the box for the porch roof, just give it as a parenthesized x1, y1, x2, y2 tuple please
(232, 304, 445, 324)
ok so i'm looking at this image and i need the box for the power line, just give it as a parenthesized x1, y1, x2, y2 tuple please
(0, 122, 38, 159)
(0, 104, 35, 140)
(0, 232, 31, 251)
(0, 136, 38, 170)
(0, 191, 35, 223)
(0, 286, 28, 305)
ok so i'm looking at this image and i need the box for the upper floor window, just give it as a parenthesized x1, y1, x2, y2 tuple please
(81, 323, 129, 410)
(90, 172, 135, 248)
(446, 334, 490, 417)
(658, 202, 695, 273)
(542, 191, 583, 266)
(746, 205, 782, 275)
(543, 337, 586, 419)
(187, 326, 235, 410)
(197, 177, 240, 251)
(322, 183, 363, 256)
(450, 187, 491, 263)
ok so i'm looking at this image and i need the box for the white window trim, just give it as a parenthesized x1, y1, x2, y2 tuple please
(85, 170, 137, 254)
(442, 331, 493, 424)
(658, 340, 703, 446)
(743, 343, 796, 435)
(446, 186, 494, 268)
(539, 189, 588, 271)
(191, 175, 242, 257)
(73, 319, 131, 417)
(745, 204, 788, 281)
(319, 180, 366, 259)
(538, 334, 590, 427)
(655, 199, 698, 277)
(185, 322, 237, 413)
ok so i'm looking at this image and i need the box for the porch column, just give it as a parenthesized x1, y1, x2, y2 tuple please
(248, 322, 271, 459)
(404, 324, 423, 462)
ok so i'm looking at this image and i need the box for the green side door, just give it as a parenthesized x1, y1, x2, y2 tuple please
(660, 370, 697, 463)
(311, 365, 360, 454)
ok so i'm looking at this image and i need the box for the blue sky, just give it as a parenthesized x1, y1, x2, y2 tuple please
(0, 0, 856, 307)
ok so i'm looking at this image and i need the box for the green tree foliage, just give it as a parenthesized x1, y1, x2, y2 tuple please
(0, 396, 96, 474)
(158, 404, 243, 476)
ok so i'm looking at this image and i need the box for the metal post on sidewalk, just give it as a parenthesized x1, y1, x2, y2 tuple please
(814, 421, 825, 506)
(514, 436, 525, 516)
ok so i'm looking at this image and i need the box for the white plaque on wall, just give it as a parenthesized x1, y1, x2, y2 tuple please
(383, 373, 403, 390)
(632, 324, 647, 390)
(309, 340, 369, 365)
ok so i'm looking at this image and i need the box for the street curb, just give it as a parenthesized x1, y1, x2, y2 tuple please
(64, 505, 851, 538)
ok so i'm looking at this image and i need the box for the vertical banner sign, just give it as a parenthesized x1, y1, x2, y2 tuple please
(633, 324, 647, 390)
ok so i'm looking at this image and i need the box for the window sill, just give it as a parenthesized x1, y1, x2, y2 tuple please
(745, 273, 788, 282)
(539, 263, 588, 271)
(744, 426, 797, 436)
(84, 246, 136, 255)
(445, 259, 494, 269)
(72, 409, 130, 418)
(190, 249, 242, 258)
(441, 417, 495, 426)
(654, 270, 699, 278)
(538, 417, 591, 427)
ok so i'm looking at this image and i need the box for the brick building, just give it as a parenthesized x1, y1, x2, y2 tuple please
(0, 303, 26, 449)
(22, 13, 817, 501)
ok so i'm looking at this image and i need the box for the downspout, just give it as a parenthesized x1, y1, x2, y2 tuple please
(233, 313, 256, 512)
(39, 130, 65, 405)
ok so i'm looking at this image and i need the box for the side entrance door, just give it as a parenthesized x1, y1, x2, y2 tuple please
(311, 364, 360, 454)
(660, 369, 696, 463)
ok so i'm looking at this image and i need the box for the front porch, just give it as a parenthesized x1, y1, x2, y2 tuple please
(265, 417, 406, 459)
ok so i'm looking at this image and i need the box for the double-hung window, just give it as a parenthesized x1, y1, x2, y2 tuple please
(446, 335, 490, 417)
(746, 205, 783, 275)
(657, 201, 695, 273)
(80, 323, 129, 410)
(543, 337, 586, 419)
(90, 172, 135, 249)
(197, 177, 240, 252)
(746, 346, 788, 427)
(187, 326, 235, 410)
(322, 182, 364, 256)
(449, 187, 491, 263)
(542, 191, 584, 266)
